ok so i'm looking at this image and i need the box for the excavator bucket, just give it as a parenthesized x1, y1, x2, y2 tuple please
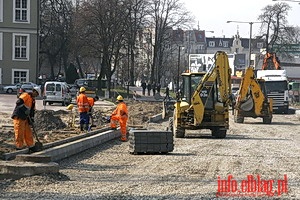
(240, 96, 254, 111)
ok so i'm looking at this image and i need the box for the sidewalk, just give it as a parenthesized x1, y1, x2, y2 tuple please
(129, 86, 173, 102)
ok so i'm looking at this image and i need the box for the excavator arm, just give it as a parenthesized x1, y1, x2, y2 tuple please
(191, 51, 231, 124)
(235, 67, 265, 116)
(262, 52, 281, 70)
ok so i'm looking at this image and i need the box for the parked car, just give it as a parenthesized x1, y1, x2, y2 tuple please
(3, 83, 22, 93)
(4, 82, 40, 94)
(17, 83, 41, 98)
(67, 84, 79, 98)
(43, 81, 72, 106)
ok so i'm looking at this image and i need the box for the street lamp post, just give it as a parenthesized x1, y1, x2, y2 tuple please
(227, 21, 262, 67)
(177, 46, 182, 92)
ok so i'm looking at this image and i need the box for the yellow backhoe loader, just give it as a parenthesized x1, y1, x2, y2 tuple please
(170, 51, 232, 138)
(234, 66, 273, 124)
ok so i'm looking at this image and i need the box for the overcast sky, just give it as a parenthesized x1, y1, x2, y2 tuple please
(183, 0, 300, 38)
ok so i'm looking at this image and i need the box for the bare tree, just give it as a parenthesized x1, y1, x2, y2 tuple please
(258, 3, 291, 52)
(40, 0, 74, 80)
(126, 0, 149, 86)
(147, 0, 192, 84)
(76, 0, 129, 96)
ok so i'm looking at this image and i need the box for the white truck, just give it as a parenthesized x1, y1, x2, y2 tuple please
(256, 70, 289, 114)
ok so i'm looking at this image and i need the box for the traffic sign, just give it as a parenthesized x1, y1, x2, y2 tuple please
(272, 44, 300, 53)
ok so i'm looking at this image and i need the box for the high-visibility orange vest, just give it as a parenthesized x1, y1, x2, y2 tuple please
(19, 93, 34, 109)
(112, 102, 128, 119)
(87, 97, 95, 107)
(77, 93, 89, 112)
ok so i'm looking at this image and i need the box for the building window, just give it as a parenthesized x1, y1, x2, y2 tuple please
(223, 41, 229, 48)
(12, 69, 29, 84)
(0, 32, 2, 60)
(209, 41, 215, 47)
(13, 0, 30, 23)
(13, 33, 29, 60)
(0, 0, 3, 22)
(257, 42, 263, 49)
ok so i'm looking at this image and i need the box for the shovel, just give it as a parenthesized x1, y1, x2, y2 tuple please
(28, 117, 43, 152)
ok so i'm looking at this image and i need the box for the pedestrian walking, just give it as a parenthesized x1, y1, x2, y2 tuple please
(156, 83, 161, 95)
(152, 82, 156, 96)
(147, 83, 151, 96)
(164, 86, 170, 101)
(76, 87, 90, 131)
(141, 82, 147, 95)
(11, 86, 41, 151)
(110, 95, 128, 142)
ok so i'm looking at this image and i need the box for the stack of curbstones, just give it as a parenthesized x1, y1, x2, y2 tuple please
(129, 130, 174, 154)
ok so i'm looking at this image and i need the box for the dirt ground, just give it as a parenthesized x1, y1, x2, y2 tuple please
(0, 100, 163, 157)
(1, 107, 300, 199)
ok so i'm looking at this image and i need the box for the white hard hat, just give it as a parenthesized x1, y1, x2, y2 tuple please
(33, 86, 41, 96)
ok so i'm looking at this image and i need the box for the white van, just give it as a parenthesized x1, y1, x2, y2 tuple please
(43, 81, 72, 106)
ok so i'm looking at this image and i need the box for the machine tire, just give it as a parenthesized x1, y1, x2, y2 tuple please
(263, 116, 272, 124)
(172, 111, 185, 138)
(7, 88, 13, 94)
(174, 125, 185, 138)
(212, 128, 227, 139)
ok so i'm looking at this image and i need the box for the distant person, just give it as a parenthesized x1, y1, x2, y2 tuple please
(152, 82, 156, 96)
(156, 83, 161, 95)
(164, 86, 170, 101)
(141, 82, 147, 95)
(11, 87, 41, 151)
(110, 95, 128, 142)
(147, 83, 151, 96)
(76, 87, 90, 131)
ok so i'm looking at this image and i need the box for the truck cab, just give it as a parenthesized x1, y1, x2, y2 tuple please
(256, 70, 289, 114)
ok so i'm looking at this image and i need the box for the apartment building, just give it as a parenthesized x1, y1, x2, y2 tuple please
(0, 0, 39, 85)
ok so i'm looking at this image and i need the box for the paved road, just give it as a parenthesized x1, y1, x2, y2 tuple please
(0, 94, 115, 115)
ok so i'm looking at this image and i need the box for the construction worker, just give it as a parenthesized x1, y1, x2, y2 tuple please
(87, 96, 99, 128)
(110, 95, 128, 142)
(76, 87, 90, 131)
(11, 86, 41, 151)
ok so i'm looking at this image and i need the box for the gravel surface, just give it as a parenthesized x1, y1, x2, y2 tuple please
(0, 112, 300, 199)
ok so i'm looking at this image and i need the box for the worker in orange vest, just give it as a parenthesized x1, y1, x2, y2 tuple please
(110, 95, 128, 142)
(87, 96, 99, 128)
(76, 87, 90, 131)
(11, 86, 41, 151)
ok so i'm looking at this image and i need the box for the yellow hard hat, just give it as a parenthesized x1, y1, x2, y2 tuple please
(66, 104, 74, 110)
(116, 95, 124, 101)
(79, 87, 86, 92)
